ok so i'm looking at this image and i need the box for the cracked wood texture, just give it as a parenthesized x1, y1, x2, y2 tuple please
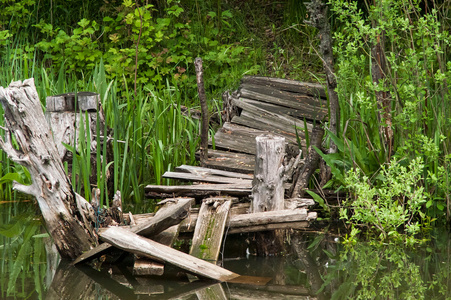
(0, 79, 97, 259)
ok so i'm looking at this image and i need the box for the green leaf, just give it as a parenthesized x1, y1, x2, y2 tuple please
(306, 190, 330, 212)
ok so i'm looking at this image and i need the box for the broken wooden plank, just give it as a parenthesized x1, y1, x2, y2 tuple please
(241, 76, 327, 98)
(163, 171, 252, 186)
(133, 224, 181, 276)
(190, 197, 234, 263)
(73, 197, 193, 265)
(202, 149, 255, 173)
(100, 226, 240, 282)
(175, 164, 253, 180)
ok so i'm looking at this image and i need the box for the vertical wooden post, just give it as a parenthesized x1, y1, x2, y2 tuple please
(252, 135, 285, 212)
(252, 135, 286, 256)
(195, 57, 209, 167)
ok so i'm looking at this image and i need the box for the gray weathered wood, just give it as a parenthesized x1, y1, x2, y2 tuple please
(0, 79, 97, 259)
(100, 226, 240, 282)
(133, 259, 165, 276)
(202, 149, 255, 173)
(213, 122, 300, 157)
(46, 91, 100, 112)
(163, 171, 252, 186)
(232, 112, 298, 143)
(73, 197, 193, 265)
(230, 209, 307, 227)
(239, 96, 326, 122)
(241, 76, 327, 98)
(190, 197, 234, 263)
(233, 98, 313, 134)
(239, 88, 327, 120)
(179, 208, 317, 233)
(144, 183, 251, 198)
(175, 164, 253, 180)
(252, 135, 286, 212)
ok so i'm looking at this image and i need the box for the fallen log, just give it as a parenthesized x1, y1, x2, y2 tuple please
(0, 79, 97, 259)
(100, 226, 240, 282)
(74, 197, 193, 265)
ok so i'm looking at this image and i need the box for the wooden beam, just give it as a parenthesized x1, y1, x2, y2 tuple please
(100, 226, 240, 282)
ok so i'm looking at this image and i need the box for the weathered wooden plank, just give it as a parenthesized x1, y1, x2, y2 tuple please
(46, 91, 100, 112)
(212, 123, 301, 159)
(175, 164, 253, 180)
(190, 197, 234, 263)
(232, 112, 298, 144)
(202, 149, 255, 173)
(240, 83, 326, 109)
(227, 221, 310, 234)
(233, 98, 313, 134)
(144, 183, 251, 198)
(239, 97, 326, 121)
(180, 209, 316, 233)
(100, 226, 240, 282)
(162, 171, 252, 186)
(73, 197, 193, 265)
(241, 76, 327, 98)
(231, 209, 308, 227)
(133, 259, 165, 276)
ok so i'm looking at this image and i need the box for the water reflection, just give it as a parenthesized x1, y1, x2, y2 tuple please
(2, 204, 451, 299)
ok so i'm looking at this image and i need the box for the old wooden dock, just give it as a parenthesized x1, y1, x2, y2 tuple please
(145, 75, 327, 197)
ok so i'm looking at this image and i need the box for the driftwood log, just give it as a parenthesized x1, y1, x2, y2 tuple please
(0, 79, 97, 259)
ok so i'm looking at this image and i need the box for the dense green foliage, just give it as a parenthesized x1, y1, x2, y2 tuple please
(316, 0, 451, 240)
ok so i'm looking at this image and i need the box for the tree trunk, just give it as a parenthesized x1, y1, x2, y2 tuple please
(306, 0, 339, 156)
(195, 57, 209, 167)
(0, 79, 97, 259)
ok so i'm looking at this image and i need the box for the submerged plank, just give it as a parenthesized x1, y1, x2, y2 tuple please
(100, 226, 240, 282)
(190, 197, 234, 263)
(73, 197, 193, 265)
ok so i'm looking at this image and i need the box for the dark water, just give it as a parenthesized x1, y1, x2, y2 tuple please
(1, 203, 451, 299)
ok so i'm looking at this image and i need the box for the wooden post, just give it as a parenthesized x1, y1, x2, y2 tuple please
(252, 135, 285, 212)
(195, 57, 209, 167)
(251, 135, 286, 256)
(0, 79, 97, 259)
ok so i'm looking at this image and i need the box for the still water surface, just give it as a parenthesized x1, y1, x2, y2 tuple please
(1, 203, 451, 299)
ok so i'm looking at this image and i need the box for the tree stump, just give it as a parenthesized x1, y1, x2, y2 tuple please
(0, 79, 97, 259)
